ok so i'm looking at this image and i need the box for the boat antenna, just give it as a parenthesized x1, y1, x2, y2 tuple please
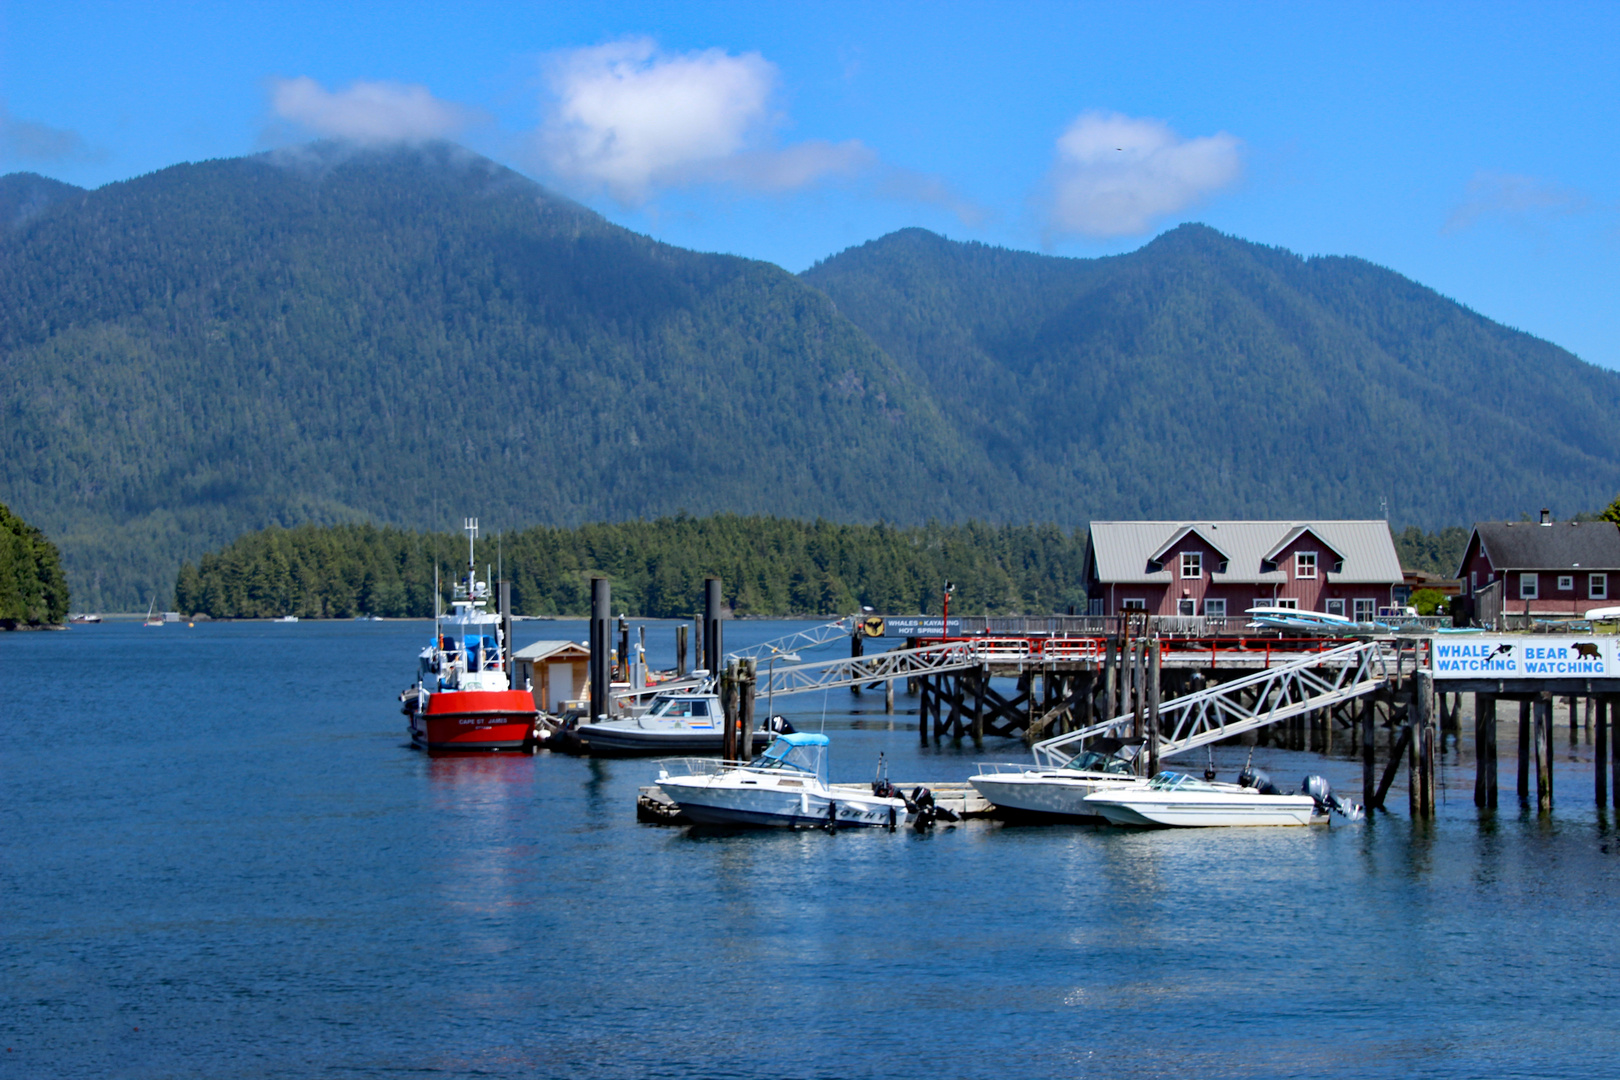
(464, 517, 478, 593)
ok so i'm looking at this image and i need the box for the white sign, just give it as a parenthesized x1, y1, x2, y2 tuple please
(1431, 636, 1614, 680)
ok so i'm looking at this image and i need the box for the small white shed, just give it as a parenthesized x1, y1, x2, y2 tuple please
(511, 640, 590, 714)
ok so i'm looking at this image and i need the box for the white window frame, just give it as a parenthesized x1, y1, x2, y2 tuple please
(1203, 598, 1227, 619)
(1325, 598, 1346, 617)
(1177, 598, 1196, 616)
(1353, 598, 1375, 621)
(1122, 598, 1146, 611)
(1180, 551, 1202, 579)
(1520, 573, 1538, 600)
(1274, 598, 1299, 610)
(1592, 574, 1609, 600)
(1557, 575, 1574, 592)
(1295, 551, 1317, 579)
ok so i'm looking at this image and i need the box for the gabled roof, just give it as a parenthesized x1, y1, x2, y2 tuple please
(1087, 520, 1402, 585)
(512, 639, 590, 661)
(1148, 524, 1232, 563)
(1456, 521, 1620, 577)
(1262, 525, 1346, 564)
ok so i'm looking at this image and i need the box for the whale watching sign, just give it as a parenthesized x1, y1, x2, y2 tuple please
(1433, 637, 1614, 680)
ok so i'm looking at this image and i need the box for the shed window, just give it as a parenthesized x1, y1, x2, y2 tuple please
(1558, 575, 1574, 592)
(1325, 599, 1346, 616)
(1520, 573, 1539, 600)
(1354, 599, 1376, 621)
(1122, 598, 1146, 611)
(1177, 598, 1196, 616)
(1180, 552, 1202, 579)
(1592, 574, 1608, 600)
(1295, 552, 1317, 579)
(1204, 599, 1227, 618)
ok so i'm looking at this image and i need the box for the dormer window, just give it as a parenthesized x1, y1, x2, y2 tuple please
(1180, 552, 1202, 579)
(1296, 552, 1318, 579)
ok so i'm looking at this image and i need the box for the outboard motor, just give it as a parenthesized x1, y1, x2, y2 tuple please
(766, 714, 796, 735)
(1237, 765, 1282, 796)
(902, 786, 960, 829)
(1302, 775, 1365, 821)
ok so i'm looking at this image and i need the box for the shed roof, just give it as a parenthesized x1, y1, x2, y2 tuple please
(1087, 520, 1402, 585)
(1459, 521, 1620, 577)
(512, 639, 590, 661)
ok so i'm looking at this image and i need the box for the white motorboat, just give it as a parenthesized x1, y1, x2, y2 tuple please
(1084, 770, 1325, 827)
(656, 732, 910, 829)
(570, 688, 775, 757)
(969, 751, 1150, 819)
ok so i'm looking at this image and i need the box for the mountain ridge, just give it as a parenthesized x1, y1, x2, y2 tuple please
(3, 143, 1617, 609)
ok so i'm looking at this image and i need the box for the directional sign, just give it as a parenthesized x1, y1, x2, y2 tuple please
(863, 616, 961, 638)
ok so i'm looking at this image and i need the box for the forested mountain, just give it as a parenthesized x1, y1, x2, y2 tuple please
(175, 516, 1086, 619)
(0, 172, 82, 229)
(802, 226, 1620, 534)
(0, 501, 68, 627)
(0, 144, 986, 610)
(5, 142, 1618, 611)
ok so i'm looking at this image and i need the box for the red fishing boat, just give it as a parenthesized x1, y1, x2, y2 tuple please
(402, 518, 538, 752)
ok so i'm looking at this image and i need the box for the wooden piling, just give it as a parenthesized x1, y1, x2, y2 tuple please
(675, 624, 688, 677)
(1100, 638, 1117, 722)
(739, 658, 756, 758)
(703, 578, 723, 675)
(885, 677, 894, 714)
(1414, 671, 1436, 818)
(1362, 694, 1376, 811)
(720, 662, 738, 761)
(1612, 693, 1620, 810)
(1570, 695, 1580, 744)
(849, 631, 864, 695)
(1595, 696, 1608, 807)
(588, 577, 611, 721)
(1147, 639, 1162, 777)
(1517, 699, 1531, 801)
(971, 669, 985, 741)
(1474, 692, 1498, 809)
(1534, 693, 1553, 810)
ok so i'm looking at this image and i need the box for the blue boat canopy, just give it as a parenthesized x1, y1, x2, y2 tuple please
(776, 732, 829, 747)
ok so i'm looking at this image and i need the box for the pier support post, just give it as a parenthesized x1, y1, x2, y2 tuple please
(919, 675, 931, 744)
(1595, 696, 1608, 807)
(1147, 639, 1162, 777)
(720, 662, 739, 761)
(1415, 671, 1436, 818)
(1517, 699, 1531, 802)
(971, 669, 985, 741)
(1100, 638, 1117, 722)
(676, 624, 688, 677)
(1612, 694, 1620, 810)
(849, 631, 864, 695)
(703, 578, 723, 676)
(589, 577, 610, 721)
(1474, 693, 1498, 809)
(739, 658, 756, 759)
(885, 677, 894, 714)
(1362, 695, 1376, 811)
(1534, 692, 1553, 810)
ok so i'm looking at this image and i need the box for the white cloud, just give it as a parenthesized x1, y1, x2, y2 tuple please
(1443, 171, 1591, 233)
(268, 77, 477, 144)
(1042, 111, 1242, 239)
(0, 102, 96, 163)
(535, 38, 870, 203)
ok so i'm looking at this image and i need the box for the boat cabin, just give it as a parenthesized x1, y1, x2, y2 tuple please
(749, 732, 830, 783)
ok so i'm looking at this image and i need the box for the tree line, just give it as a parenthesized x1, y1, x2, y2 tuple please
(0, 501, 68, 627)
(174, 515, 1091, 619)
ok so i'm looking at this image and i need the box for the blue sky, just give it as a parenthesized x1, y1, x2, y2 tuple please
(4, 1, 1617, 367)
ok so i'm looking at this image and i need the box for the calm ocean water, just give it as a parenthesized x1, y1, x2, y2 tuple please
(4, 619, 1619, 1079)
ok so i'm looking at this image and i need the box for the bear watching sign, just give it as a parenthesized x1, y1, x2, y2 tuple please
(1432, 637, 1612, 679)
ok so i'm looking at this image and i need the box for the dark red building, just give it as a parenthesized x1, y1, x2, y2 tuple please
(1083, 520, 1404, 619)
(1455, 512, 1620, 618)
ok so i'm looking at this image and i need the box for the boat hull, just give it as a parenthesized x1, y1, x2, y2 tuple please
(574, 724, 772, 757)
(1084, 790, 1319, 827)
(969, 771, 1144, 820)
(658, 777, 908, 829)
(409, 688, 538, 752)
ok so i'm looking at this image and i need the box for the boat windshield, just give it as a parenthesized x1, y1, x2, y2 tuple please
(1062, 751, 1135, 776)
(1147, 771, 1221, 792)
(749, 737, 827, 780)
(649, 696, 710, 718)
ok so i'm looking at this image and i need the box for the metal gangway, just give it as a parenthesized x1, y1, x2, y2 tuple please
(1031, 640, 1392, 767)
(724, 619, 853, 664)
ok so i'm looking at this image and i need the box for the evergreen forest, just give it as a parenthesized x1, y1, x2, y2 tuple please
(173, 516, 1088, 620)
(0, 501, 69, 627)
(7, 142, 1620, 610)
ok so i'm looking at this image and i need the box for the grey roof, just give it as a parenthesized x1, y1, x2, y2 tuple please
(1088, 520, 1403, 585)
(1461, 521, 1620, 576)
(512, 639, 590, 661)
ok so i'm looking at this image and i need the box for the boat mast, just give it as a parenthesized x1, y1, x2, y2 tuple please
(465, 517, 478, 601)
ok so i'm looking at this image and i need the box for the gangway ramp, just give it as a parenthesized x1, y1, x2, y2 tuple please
(1032, 640, 1392, 767)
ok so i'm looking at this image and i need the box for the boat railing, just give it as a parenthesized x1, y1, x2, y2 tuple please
(973, 761, 1040, 776)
